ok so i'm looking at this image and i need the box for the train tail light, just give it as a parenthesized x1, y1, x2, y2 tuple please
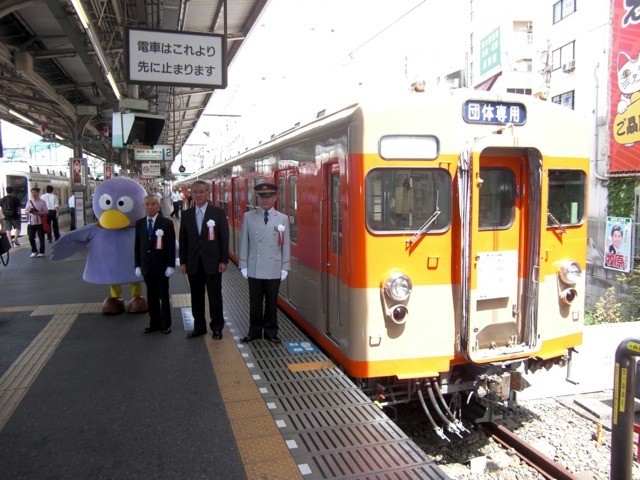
(383, 272, 412, 324)
(557, 260, 582, 305)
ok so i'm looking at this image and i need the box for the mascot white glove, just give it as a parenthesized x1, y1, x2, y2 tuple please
(135, 267, 142, 277)
(165, 267, 175, 277)
(241, 268, 248, 279)
(280, 270, 288, 281)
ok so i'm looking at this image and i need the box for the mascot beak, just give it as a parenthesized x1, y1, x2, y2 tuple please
(99, 210, 131, 229)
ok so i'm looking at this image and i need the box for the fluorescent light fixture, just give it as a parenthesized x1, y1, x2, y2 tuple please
(107, 72, 122, 100)
(70, 0, 90, 30)
(72, 2, 121, 100)
(8, 109, 35, 125)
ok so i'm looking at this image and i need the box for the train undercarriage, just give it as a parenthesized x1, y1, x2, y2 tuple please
(354, 351, 573, 441)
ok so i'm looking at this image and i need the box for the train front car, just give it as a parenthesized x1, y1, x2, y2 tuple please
(343, 91, 589, 425)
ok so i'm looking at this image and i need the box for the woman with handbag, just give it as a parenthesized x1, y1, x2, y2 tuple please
(25, 187, 48, 258)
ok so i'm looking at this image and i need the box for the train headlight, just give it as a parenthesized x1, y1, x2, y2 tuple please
(384, 272, 412, 302)
(558, 261, 582, 285)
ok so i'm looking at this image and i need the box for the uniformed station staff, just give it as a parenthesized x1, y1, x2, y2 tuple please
(239, 183, 291, 343)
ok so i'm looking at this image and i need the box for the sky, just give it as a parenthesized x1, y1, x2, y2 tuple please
(178, 0, 466, 172)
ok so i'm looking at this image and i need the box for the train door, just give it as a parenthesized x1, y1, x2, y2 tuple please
(231, 177, 243, 255)
(322, 163, 341, 336)
(459, 146, 541, 364)
(275, 173, 288, 299)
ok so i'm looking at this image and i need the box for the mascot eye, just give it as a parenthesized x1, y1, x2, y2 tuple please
(98, 194, 113, 210)
(116, 196, 134, 213)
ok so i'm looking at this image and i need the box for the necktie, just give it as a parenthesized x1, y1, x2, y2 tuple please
(196, 208, 203, 234)
(264, 210, 269, 225)
(147, 218, 153, 238)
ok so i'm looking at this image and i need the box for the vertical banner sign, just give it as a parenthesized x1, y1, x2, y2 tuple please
(604, 216, 633, 272)
(480, 27, 501, 76)
(610, 1, 640, 172)
(104, 163, 114, 179)
(70, 158, 86, 187)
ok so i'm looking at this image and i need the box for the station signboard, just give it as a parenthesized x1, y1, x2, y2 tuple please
(140, 163, 161, 177)
(133, 144, 174, 162)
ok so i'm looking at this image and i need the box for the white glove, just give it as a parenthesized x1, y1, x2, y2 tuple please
(165, 267, 175, 277)
(135, 267, 142, 277)
(280, 270, 288, 281)
(241, 268, 248, 279)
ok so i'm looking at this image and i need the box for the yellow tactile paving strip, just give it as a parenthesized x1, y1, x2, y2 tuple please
(205, 328, 303, 480)
(0, 311, 78, 431)
(0, 299, 302, 479)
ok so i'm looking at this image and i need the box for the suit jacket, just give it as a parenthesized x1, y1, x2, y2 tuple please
(239, 208, 291, 279)
(134, 214, 176, 276)
(179, 204, 229, 275)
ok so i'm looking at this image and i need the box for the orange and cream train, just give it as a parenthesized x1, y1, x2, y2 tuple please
(177, 90, 588, 422)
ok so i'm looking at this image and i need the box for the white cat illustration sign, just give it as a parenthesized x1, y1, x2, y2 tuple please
(611, 0, 640, 172)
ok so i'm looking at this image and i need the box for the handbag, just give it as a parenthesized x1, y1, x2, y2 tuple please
(0, 232, 11, 265)
(42, 216, 51, 234)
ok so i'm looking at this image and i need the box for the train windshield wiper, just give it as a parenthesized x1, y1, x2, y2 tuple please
(406, 207, 441, 247)
(547, 211, 567, 235)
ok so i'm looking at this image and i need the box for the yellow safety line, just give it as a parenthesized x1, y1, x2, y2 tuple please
(204, 331, 303, 480)
(0, 312, 78, 431)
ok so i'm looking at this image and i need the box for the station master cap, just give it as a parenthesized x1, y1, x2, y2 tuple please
(255, 182, 277, 198)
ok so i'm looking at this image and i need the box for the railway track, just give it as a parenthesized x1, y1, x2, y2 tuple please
(479, 421, 580, 480)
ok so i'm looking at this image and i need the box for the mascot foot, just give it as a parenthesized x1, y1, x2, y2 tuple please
(101, 297, 125, 315)
(128, 296, 148, 314)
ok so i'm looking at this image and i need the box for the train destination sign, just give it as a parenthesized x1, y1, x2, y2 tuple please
(133, 144, 174, 161)
(463, 100, 526, 126)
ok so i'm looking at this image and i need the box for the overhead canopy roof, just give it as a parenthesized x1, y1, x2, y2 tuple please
(0, 0, 268, 169)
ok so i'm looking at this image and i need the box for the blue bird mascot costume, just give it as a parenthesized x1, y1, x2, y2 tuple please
(51, 177, 149, 315)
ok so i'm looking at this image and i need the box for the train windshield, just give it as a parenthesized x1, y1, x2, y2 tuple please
(546, 169, 586, 226)
(365, 168, 451, 232)
(6, 175, 28, 208)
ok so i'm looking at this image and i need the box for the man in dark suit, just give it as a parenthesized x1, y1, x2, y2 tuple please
(179, 180, 229, 340)
(135, 194, 177, 334)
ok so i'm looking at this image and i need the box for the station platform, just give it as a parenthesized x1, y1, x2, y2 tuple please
(0, 223, 449, 480)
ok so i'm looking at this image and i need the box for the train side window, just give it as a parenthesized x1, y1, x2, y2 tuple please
(379, 135, 439, 160)
(547, 169, 586, 226)
(289, 176, 298, 244)
(478, 167, 515, 230)
(365, 168, 451, 232)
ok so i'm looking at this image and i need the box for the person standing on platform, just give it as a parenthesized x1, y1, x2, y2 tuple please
(1, 186, 21, 246)
(41, 185, 60, 242)
(239, 183, 291, 343)
(68, 193, 76, 231)
(135, 195, 176, 334)
(170, 188, 183, 219)
(24, 187, 47, 258)
(179, 180, 229, 340)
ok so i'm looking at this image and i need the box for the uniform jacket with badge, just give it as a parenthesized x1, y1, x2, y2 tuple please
(135, 214, 176, 276)
(239, 208, 291, 279)
(179, 204, 229, 275)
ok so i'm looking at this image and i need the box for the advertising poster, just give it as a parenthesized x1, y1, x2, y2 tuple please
(610, 0, 640, 172)
(604, 216, 633, 272)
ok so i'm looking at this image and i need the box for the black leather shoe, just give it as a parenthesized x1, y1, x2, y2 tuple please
(241, 335, 256, 343)
(187, 331, 206, 338)
(162, 327, 172, 334)
(143, 327, 159, 333)
(212, 331, 223, 340)
(266, 335, 281, 343)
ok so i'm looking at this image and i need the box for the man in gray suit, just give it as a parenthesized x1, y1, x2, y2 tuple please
(179, 180, 229, 340)
(239, 183, 291, 343)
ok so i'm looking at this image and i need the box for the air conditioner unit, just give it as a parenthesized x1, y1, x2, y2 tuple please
(562, 59, 575, 73)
